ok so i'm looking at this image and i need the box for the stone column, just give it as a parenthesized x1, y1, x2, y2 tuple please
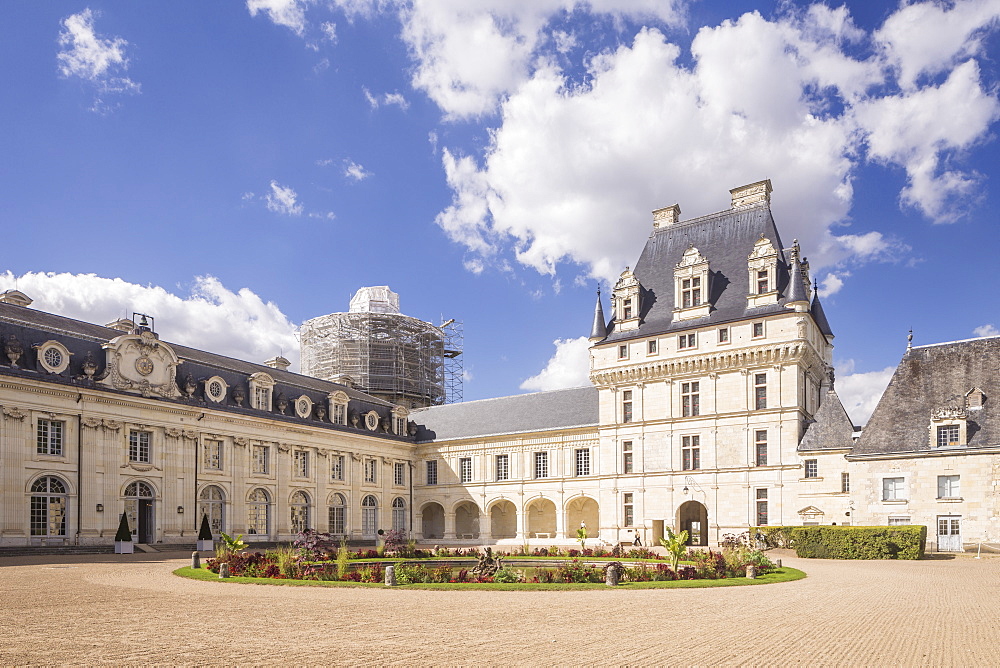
(315, 448, 328, 532)
(443, 503, 456, 540)
(1, 407, 28, 541)
(99, 419, 124, 542)
(79, 417, 103, 543)
(555, 493, 566, 539)
(275, 442, 290, 539)
(163, 428, 184, 541)
(231, 436, 250, 536)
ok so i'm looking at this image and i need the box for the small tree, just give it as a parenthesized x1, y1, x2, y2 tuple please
(576, 526, 588, 551)
(658, 526, 690, 572)
(114, 513, 132, 542)
(197, 514, 213, 541)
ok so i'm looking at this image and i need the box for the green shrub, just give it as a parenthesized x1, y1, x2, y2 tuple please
(792, 525, 926, 560)
(493, 567, 522, 584)
(394, 563, 429, 584)
(752, 526, 798, 549)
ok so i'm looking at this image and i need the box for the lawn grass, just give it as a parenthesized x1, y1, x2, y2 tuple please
(174, 566, 805, 591)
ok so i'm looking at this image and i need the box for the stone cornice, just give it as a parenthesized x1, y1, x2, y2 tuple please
(590, 340, 824, 387)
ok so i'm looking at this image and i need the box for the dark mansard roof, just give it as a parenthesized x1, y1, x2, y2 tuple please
(850, 336, 1000, 457)
(411, 385, 599, 442)
(600, 201, 798, 343)
(0, 301, 408, 439)
(798, 389, 855, 452)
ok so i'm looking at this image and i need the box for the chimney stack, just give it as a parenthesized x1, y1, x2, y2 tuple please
(730, 179, 772, 208)
(652, 204, 681, 229)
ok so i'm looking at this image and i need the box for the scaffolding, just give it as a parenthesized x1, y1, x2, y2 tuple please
(300, 287, 463, 408)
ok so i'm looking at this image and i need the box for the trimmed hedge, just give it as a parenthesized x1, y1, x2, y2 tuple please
(791, 525, 927, 560)
(753, 526, 798, 549)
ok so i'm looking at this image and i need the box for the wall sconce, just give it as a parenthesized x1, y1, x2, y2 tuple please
(682, 486, 689, 494)
(96, 503, 104, 512)
(177, 506, 184, 514)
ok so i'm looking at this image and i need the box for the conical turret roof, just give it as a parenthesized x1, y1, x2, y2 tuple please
(590, 288, 607, 341)
(811, 280, 834, 339)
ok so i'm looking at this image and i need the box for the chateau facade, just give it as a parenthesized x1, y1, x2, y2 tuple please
(2, 180, 997, 551)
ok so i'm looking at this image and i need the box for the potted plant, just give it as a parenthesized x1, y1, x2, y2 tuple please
(196, 514, 214, 552)
(114, 513, 134, 554)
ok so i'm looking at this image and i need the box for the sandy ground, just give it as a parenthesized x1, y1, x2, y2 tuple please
(0, 549, 998, 666)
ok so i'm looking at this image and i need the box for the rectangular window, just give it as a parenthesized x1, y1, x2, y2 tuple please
(754, 430, 767, 466)
(936, 425, 960, 447)
(331, 454, 345, 481)
(757, 269, 769, 294)
(622, 390, 633, 423)
(575, 449, 591, 476)
(682, 435, 700, 471)
(618, 344, 628, 359)
(203, 439, 223, 470)
(718, 327, 729, 344)
(364, 459, 377, 484)
(623, 492, 634, 527)
(756, 488, 769, 526)
(251, 444, 269, 474)
(426, 460, 438, 486)
(681, 277, 701, 308)
(395, 462, 407, 486)
(623, 298, 633, 320)
(887, 517, 911, 526)
(752, 322, 765, 338)
(678, 333, 696, 349)
(841, 472, 850, 493)
(332, 403, 347, 425)
(938, 475, 960, 499)
(681, 381, 700, 417)
(329, 505, 345, 535)
(622, 440, 633, 474)
(647, 340, 657, 354)
(37, 419, 64, 456)
(460, 457, 472, 483)
(254, 386, 271, 411)
(882, 477, 905, 501)
(294, 450, 309, 478)
(804, 459, 818, 478)
(129, 430, 151, 463)
(754, 373, 767, 410)
(534, 451, 549, 479)
(495, 454, 509, 481)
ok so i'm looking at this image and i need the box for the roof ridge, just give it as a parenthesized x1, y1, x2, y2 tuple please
(412, 385, 595, 412)
(654, 201, 768, 232)
(912, 334, 1000, 350)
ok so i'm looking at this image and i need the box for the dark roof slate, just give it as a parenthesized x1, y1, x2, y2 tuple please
(811, 283, 834, 338)
(590, 290, 607, 340)
(798, 389, 855, 452)
(602, 202, 792, 342)
(411, 386, 598, 442)
(851, 336, 1000, 456)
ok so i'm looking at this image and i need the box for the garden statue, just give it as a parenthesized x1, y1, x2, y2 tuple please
(472, 546, 504, 578)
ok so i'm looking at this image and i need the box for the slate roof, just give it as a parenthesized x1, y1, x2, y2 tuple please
(601, 201, 793, 342)
(590, 290, 607, 340)
(798, 389, 855, 452)
(0, 302, 406, 438)
(411, 386, 598, 442)
(811, 284, 834, 339)
(850, 336, 1000, 456)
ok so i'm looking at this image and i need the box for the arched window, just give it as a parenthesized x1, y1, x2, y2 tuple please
(30, 476, 67, 537)
(198, 485, 226, 535)
(290, 491, 311, 534)
(247, 488, 271, 535)
(391, 497, 406, 533)
(361, 495, 378, 537)
(328, 493, 346, 535)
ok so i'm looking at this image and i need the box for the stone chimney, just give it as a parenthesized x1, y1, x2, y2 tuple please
(730, 179, 772, 208)
(652, 204, 681, 229)
(0, 290, 32, 307)
(264, 356, 291, 371)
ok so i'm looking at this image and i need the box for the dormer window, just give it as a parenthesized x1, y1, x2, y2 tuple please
(328, 390, 349, 425)
(930, 407, 967, 448)
(391, 406, 409, 436)
(248, 372, 275, 411)
(612, 268, 642, 332)
(966, 387, 985, 410)
(747, 235, 779, 308)
(936, 425, 959, 448)
(673, 247, 711, 322)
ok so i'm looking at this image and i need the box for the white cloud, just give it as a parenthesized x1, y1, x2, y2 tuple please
(247, 0, 307, 36)
(520, 336, 591, 392)
(0, 271, 300, 370)
(320, 21, 337, 42)
(837, 363, 896, 426)
(362, 86, 410, 110)
(973, 324, 1000, 337)
(343, 160, 372, 181)
(57, 9, 140, 112)
(818, 271, 848, 298)
(434, 5, 1000, 281)
(265, 180, 304, 216)
(316, 158, 334, 167)
(552, 30, 577, 54)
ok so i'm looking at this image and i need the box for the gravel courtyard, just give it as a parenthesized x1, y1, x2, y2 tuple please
(0, 550, 997, 666)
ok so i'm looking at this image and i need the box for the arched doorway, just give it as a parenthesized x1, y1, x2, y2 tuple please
(198, 485, 225, 535)
(247, 488, 271, 538)
(454, 501, 480, 539)
(361, 495, 378, 537)
(676, 500, 708, 546)
(30, 476, 68, 540)
(490, 500, 516, 539)
(566, 496, 599, 539)
(124, 481, 155, 543)
(526, 498, 557, 538)
(392, 497, 407, 533)
(421, 502, 444, 539)
(290, 491, 311, 533)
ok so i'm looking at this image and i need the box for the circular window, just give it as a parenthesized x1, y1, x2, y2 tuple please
(365, 411, 379, 431)
(44, 347, 62, 369)
(205, 376, 228, 403)
(294, 395, 313, 418)
(209, 381, 223, 398)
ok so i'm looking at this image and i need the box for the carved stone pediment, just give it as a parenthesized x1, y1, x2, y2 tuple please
(932, 407, 967, 422)
(100, 331, 182, 399)
(676, 246, 708, 269)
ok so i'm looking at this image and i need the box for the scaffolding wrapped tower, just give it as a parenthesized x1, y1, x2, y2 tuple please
(300, 287, 463, 408)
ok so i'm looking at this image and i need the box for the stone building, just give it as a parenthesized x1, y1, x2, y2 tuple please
(2, 179, 995, 551)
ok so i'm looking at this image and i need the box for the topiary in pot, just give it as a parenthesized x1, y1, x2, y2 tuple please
(114, 513, 134, 554)
(196, 514, 214, 551)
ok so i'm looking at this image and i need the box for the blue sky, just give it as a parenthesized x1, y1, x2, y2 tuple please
(2, 1, 999, 423)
